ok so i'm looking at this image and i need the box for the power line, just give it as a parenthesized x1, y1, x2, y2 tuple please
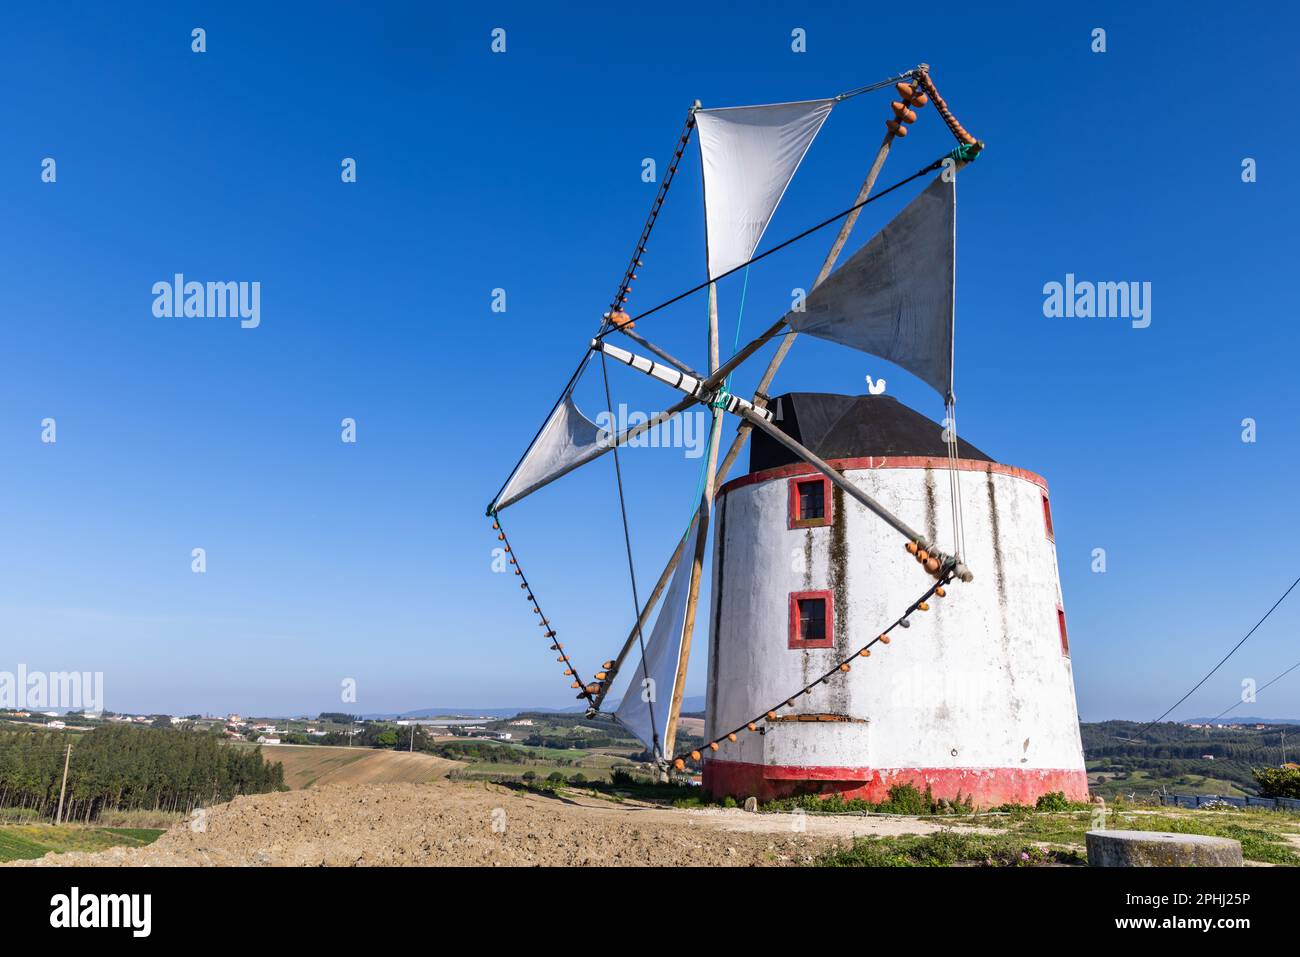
(1128, 572, 1300, 740)
(1209, 655, 1300, 724)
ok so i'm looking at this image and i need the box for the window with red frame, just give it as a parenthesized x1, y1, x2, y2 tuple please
(1057, 606, 1070, 656)
(788, 476, 832, 529)
(788, 590, 834, 649)
(1041, 492, 1055, 542)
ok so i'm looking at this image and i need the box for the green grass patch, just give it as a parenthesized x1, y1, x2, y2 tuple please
(0, 824, 165, 863)
(999, 807, 1300, 866)
(819, 830, 1084, 867)
(759, 784, 974, 817)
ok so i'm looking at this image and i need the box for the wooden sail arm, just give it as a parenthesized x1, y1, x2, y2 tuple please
(590, 339, 774, 423)
(589, 337, 969, 578)
(614, 326, 703, 380)
(588, 511, 700, 712)
(737, 406, 972, 582)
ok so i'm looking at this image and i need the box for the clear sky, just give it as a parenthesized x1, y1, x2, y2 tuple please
(2, 2, 1297, 722)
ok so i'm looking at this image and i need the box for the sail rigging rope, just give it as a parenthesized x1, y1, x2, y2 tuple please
(594, 147, 973, 342)
(490, 105, 698, 516)
(598, 346, 662, 757)
(835, 70, 926, 103)
(670, 566, 958, 770)
(489, 513, 596, 706)
(608, 108, 698, 318)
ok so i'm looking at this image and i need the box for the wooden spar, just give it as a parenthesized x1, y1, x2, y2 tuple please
(600, 330, 967, 569)
(590, 131, 903, 710)
(664, 281, 724, 757)
(738, 405, 972, 581)
(616, 326, 703, 380)
(590, 510, 698, 711)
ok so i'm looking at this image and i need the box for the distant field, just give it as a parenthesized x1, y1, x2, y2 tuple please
(0, 825, 164, 863)
(451, 744, 637, 783)
(260, 745, 457, 789)
(1087, 766, 1253, 801)
(676, 717, 705, 737)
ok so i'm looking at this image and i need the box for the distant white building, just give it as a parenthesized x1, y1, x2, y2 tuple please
(46, 720, 66, 729)
(509, 719, 535, 727)
(256, 736, 281, 745)
(170, 716, 186, 725)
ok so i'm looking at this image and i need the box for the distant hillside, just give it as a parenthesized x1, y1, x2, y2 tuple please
(1081, 720, 1295, 800)
(368, 696, 707, 721)
(1182, 716, 1300, 726)
(362, 707, 553, 719)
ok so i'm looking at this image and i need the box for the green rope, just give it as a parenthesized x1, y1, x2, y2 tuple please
(725, 265, 752, 391)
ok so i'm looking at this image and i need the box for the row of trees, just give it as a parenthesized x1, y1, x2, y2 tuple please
(0, 725, 285, 822)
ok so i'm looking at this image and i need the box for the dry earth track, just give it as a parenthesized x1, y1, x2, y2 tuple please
(7, 774, 976, 867)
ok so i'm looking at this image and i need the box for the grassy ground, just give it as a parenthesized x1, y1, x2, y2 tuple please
(0, 824, 165, 863)
(816, 805, 1300, 867)
(1002, 806, 1300, 865)
(821, 830, 1084, 867)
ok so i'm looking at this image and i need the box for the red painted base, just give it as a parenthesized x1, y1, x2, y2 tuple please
(703, 759, 1089, 807)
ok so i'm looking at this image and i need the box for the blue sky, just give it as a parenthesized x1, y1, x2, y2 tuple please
(1, 2, 1297, 722)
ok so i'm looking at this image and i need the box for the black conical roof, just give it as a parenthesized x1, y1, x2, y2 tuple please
(750, 393, 995, 473)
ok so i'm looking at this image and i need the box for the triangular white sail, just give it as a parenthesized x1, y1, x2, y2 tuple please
(785, 174, 956, 398)
(614, 519, 702, 759)
(494, 394, 604, 512)
(697, 99, 835, 281)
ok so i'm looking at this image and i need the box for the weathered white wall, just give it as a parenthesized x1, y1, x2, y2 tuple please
(703, 459, 1086, 801)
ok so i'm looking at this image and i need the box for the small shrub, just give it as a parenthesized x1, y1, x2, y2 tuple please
(877, 783, 934, 816)
(1254, 766, 1300, 799)
(610, 768, 636, 787)
(1035, 791, 1071, 812)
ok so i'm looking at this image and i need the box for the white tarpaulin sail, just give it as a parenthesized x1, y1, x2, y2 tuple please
(785, 174, 956, 398)
(614, 518, 702, 758)
(697, 99, 835, 281)
(494, 394, 604, 511)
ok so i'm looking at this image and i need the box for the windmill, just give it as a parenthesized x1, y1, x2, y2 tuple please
(487, 66, 1087, 804)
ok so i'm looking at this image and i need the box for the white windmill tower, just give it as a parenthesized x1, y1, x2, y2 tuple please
(701, 392, 1087, 805)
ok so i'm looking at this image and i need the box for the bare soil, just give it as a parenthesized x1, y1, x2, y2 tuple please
(6, 775, 976, 867)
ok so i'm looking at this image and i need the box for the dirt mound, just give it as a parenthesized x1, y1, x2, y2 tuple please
(7, 777, 966, 867)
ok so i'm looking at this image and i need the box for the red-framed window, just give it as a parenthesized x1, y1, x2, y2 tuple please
(1057, 606, 1070, 656)
(788, 475, 833, 529)
(789, 590, 834, 649)
(1041, 492, 1055, 542)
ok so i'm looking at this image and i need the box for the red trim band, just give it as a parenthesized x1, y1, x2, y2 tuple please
(719, 456, 1049, 500)
(703, 759, 1088, 807)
